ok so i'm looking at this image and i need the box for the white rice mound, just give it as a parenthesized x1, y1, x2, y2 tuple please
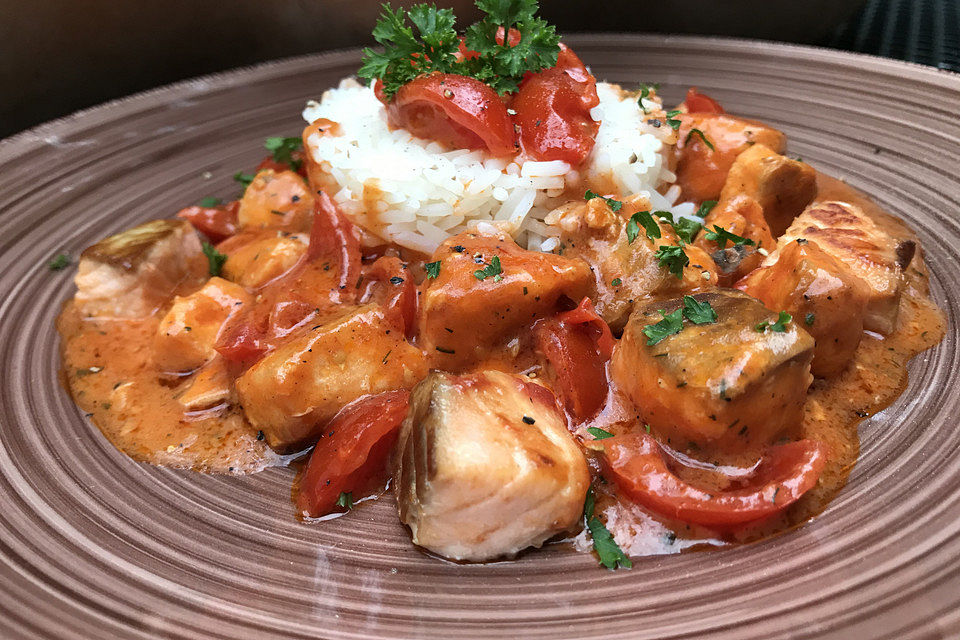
(302, 78, 696, 254)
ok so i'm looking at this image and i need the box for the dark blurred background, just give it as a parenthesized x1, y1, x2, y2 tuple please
(2, 0, 958, 139)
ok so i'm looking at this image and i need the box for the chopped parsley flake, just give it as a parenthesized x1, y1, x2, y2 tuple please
(198, 196, 222, 208)
(201, 241, 228, 277)
(704, 225, 755, 249)
(233, 172, 255, 192)
(637, 83, 659, 113)
(48, 253, 71, 271)
(587, 427, 614, 440)
(584, 189, 623, 212)
(671, 216, 702, 244)
(654, 245, 689, 278)
(685, 127, 715, 151)
(264, 136, 303, 171)
(474, 255, 503, 281)
(611, 277, 622, 287)
(626, 210, 660, 244)
(682, 295, 717, 324)
(425, 260, 442, 279)
(805, 312, 816, 326)
(757, 310, 792, 333)
(584, 488, 632, 570)
(642, 308, 684, 345)
(336, 491, 354, 510)
(696, 200, 718, 218)
(666, 109, 682, 130)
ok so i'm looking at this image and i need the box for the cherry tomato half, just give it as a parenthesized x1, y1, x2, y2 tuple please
(514, 66, 599, 166)
(384, 73, 516, 157)
(534, 297, 612, 421)
(684, 87, 725, 114)
(296, 390, 411, 518)
(602, 433, 826, 527)
(177, 201, 239, 243)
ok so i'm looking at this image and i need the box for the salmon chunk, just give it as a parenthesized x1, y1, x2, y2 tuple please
(780, 201, 910, 334)
(419, 232, 592, 367)
(237, 169, 315, 232)
(154, 277, 252, 373)
(219, 231, 308, 288)
(74, 219, 207, 319)
(547, 195, 718, 330)
(393, 370, 589, 561)
(676, 113, 786, 203)
(718, 144, 817, 237)
(611, 290, 814, 458)
(738, 240, 866, 378)
(236, 303, 426, 451)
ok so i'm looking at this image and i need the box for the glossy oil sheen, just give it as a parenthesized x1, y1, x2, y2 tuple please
(0, 36, 957, 639)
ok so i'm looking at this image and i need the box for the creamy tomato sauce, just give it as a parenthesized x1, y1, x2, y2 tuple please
(58, 300, 280, 474)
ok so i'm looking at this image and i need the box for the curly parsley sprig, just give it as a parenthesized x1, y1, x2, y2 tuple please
(358, 1, 560, 100)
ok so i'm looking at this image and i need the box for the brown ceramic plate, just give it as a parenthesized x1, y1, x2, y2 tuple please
(0, 36, 958, 639)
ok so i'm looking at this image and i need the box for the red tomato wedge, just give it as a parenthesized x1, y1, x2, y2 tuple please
(361, 256, 418, 339)
(514, 66, 599, 165)
(384, 74, 516, 157)
(684, 87, 725, 114)
(534, 297, 612, 420)
(602, 433, 827, 527)
(177, 201, 239, 243)
(296, 390, 411, 518)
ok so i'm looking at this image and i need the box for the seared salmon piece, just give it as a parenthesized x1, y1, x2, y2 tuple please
(237, 169, 315, 232)
(547, 195, 718, 330)
(738, 240, 866, 378)
(236, 303, 426, 451)
(780, 201, 910, 334)
(74, 219, 207, 319)
(420, 231, 592, 367)
(611, 290, 814, 457)
(393, 370, 589, 562)
(154, 277, 251, 373)
(675, 113, 786, 203)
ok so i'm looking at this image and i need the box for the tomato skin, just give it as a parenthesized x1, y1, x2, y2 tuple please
(534, 297, 612, 421)
(514, 66, 599, 165)
(602, 433, 826, 527)
(309, 190, 362, 295)
(554, 43, 592, 83)
(385, 74, 516, 156)
(684, 87, 725, 114)
(361, 256, 418, 339)
(296, 390, 411, 518)
(558, 297, 614, 358)
(214, 314, 267, 363)
(177, 201, 239, 242)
